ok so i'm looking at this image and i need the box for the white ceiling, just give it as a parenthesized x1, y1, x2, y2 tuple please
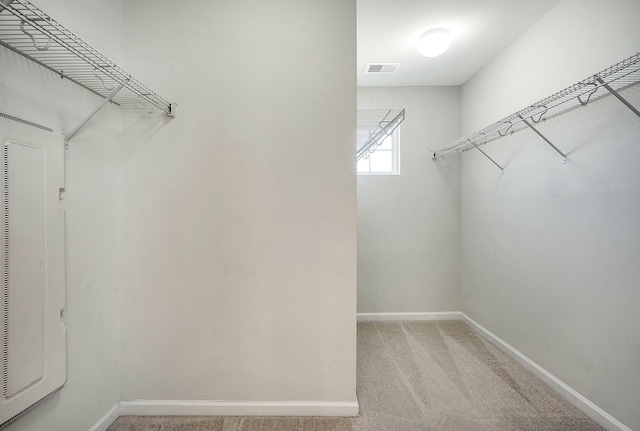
(358, 0, 560, 87)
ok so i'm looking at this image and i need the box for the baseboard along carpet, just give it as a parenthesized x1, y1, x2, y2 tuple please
(108, 320, 604, 431)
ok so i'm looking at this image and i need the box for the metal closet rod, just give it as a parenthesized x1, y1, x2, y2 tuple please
(1, 1, 165, 109)
(431, 52, 640, 170)
(0, 0, 176, 128)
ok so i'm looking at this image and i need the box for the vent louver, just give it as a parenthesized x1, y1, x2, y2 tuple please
(365, 63, 400, 74)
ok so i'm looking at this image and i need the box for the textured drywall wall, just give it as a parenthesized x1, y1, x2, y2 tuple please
(120, 0, 357, 405)
(460, 1, 640, 429)
(357, 86, 461, 313)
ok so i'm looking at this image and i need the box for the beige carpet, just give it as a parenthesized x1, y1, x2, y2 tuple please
(108, 320, 604, 431)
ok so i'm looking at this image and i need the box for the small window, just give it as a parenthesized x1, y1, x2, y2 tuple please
(357, 126, 400, 175)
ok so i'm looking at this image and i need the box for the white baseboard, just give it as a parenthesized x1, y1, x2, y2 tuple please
(460, 313, 631, 431)
(87, 403, 120, 431)
(357, 311, 462, 321)
(86, 312, 628, 431)
(118, 399, 359, 417)
(85, 399, 359, 430)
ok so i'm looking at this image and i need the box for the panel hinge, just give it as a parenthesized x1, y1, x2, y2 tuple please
(58, 187, 65, 201)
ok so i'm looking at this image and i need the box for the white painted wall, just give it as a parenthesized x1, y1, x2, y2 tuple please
(119, 0, 357, 405)
(460, 1, 640, 429)
(0, 1, 123, 430)
(357, 87, 461, 312)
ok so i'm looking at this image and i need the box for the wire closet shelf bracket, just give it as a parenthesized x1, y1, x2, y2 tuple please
(431, 52, 640, 172)
(0, 0, 176, 141)
(357, 109, 405, 161)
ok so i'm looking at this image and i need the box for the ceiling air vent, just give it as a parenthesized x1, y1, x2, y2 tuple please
(365, 63, 400, 74)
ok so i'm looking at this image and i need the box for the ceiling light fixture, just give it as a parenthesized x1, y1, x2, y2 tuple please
(417, 28, 452, 58)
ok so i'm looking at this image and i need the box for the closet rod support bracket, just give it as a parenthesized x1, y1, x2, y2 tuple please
(168, 102, 177, 118)
(469, 139, 504, 173)
(597, 78, 640, 118)
(519, 114, 567, 163)
(66, 80, 128, 142)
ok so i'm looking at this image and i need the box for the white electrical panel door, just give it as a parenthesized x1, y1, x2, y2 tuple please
(0, 117, 66, 427)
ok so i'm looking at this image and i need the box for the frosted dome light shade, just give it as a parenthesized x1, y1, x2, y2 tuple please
(417, 28, 452, 57)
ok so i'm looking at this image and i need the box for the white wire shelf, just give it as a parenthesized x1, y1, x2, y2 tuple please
(432, 52, 640, 168)
(357, 109, 405, 161)
(0, 0, 174, 117)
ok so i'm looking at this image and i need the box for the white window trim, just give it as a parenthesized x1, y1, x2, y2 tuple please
(357, 127, 400, 176)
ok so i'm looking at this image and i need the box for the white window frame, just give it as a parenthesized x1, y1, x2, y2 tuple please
(357, 126, 400, 176)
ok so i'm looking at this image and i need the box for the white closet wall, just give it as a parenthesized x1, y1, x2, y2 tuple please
(357, 87, 461, 313)
(119, 0, 357, 407)
(460, 1, 640, 429)
(0, 1, 123, 430)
